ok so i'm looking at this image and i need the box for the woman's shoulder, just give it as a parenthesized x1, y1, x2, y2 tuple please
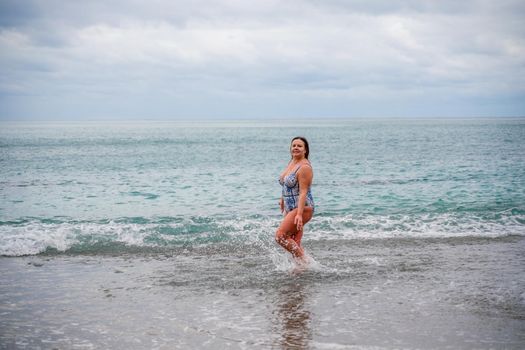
(302, 160, 313, 168)
(298, 161, 313, 173)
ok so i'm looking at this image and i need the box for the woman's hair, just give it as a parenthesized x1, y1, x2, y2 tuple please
(290, 136, 310, 159)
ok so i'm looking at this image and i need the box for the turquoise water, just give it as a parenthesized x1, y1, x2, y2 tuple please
(1, 118, 524, 256)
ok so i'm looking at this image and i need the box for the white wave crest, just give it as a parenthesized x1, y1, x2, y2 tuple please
(0, 211, 523, 256)
(307, 211, 525, 240)
(0, 223, 78, 256)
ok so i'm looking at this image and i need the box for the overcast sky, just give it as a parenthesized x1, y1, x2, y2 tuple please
(1, 0, 524, 120)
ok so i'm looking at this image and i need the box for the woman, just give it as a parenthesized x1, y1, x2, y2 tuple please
(276, 136, 315, 262)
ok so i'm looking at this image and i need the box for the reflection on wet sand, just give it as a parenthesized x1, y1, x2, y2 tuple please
(273, 278, 312, 349)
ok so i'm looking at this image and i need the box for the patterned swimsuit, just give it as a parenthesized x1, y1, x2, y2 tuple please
(279, 163, 315, 214)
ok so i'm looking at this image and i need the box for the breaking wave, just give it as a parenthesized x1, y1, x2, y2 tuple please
(1, 209, 524, 256)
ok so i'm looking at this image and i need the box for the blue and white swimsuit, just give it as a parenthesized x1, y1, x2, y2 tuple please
(279, 163, 315, 214)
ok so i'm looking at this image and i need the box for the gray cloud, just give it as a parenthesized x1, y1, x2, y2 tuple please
(1, 0, 524, 119)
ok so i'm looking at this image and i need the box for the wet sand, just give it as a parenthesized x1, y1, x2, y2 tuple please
(1, 236, 524, 349)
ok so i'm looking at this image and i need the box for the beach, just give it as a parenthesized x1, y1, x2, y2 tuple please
(1, 236, 524, 349)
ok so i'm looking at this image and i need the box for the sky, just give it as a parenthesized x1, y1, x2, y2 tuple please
(1, 0, 524, 120)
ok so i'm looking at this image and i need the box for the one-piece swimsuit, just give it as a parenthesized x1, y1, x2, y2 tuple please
(279, 163, 315, 214)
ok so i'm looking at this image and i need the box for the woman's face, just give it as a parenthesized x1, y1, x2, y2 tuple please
(290, 139, 306, 158)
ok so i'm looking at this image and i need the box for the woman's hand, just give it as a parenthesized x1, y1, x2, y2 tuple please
(279, 198, 284, 213)
(294, 214, 303, 231)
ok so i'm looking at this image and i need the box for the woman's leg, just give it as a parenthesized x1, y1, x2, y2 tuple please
(275, 207, 313, 259)
(292, 207, 313, 247)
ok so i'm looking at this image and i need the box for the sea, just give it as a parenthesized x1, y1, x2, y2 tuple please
(1, 118, 524, 349)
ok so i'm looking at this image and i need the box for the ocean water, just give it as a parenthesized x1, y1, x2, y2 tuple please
(1, 118, 524, 349)
(1, 118, 524, 256)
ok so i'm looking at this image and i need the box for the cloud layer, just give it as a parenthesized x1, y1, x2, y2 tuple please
(1, 0, 524, 119)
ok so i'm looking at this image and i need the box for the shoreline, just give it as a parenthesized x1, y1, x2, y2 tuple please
(1, 235, 524, 349)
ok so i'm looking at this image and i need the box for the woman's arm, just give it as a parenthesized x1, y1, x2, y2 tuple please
(294, 165, 313, 230)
